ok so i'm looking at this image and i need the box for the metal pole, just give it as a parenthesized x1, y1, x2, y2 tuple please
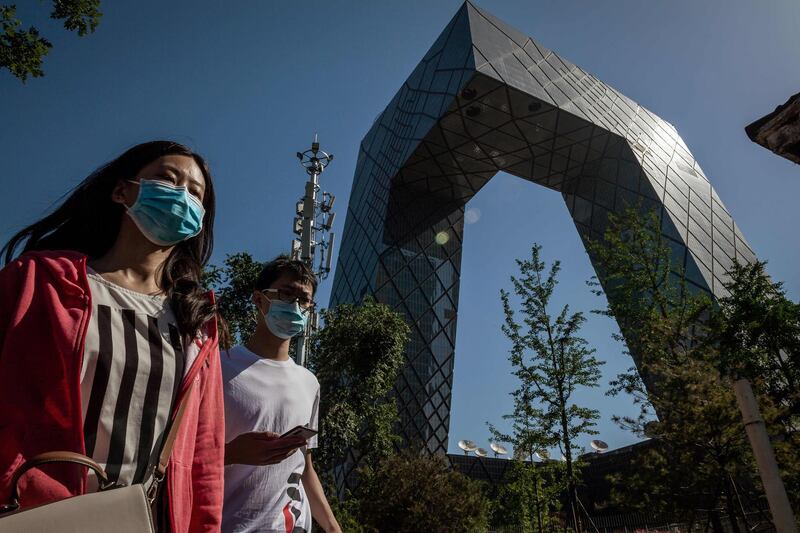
(300, 171, 319, 265)
(294, 309, 316, 367)
(294, 171, 318, 367)
(291, 135, 335, 367)
(733, 378, 798, 532)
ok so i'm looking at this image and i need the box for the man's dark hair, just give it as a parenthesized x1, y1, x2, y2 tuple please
(255, 255, 318, 295)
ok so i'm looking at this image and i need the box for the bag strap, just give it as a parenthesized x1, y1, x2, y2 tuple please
(1, 452, 112, 513)
(1, 379, 197, 513)
(147, 379, 196, 503)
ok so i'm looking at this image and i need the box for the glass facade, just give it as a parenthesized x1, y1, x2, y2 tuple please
(330, 2, 756, 479)
(448, 454, 515, 485)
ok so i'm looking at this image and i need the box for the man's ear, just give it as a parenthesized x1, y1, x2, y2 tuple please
(253, 291, 267, 316)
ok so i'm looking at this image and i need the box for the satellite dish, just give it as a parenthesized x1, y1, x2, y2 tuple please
(458, 439, 477, 455)
(490, 442, 508, 458)
(534, 450, 550, 461)
(590, 440, 609, 453)
(474, 448, 488, 458)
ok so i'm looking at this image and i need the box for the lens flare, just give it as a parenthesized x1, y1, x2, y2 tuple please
(465, 207, 481, 224)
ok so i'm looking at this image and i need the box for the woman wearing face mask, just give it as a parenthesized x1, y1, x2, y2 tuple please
(0, 141, 224, 532)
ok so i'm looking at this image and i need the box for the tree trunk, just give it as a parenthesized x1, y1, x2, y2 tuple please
(561, 411, 579, 532)
(710, 509, 724, 533)
(723, 478, 742, 533)
(729, 475, 750, 532)
(535, 477, 544, 533)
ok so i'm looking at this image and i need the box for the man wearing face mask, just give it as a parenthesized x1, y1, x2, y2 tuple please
(220, 256, 341, 533)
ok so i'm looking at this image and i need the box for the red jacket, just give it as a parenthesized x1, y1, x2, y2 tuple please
(0, 250, 224, 532)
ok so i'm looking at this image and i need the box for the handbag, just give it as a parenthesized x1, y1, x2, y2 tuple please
(0, 380, 195, 532)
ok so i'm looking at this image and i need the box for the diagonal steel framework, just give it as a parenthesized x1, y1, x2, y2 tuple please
(329, 2, 756, 486)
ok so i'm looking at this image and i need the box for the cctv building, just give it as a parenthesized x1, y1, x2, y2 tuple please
(328, 1, 756, 476)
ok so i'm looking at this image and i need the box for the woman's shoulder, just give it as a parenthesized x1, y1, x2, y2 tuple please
(7, 250, 87, 270)
(0, 250, 88, 290)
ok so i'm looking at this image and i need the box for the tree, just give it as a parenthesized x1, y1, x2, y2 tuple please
(1, 1, 102, 82)
(714, 260, 800, 502)
(307, 296, 410, 483)
(589, 207, 760, 528)
(355, 453, 490, 533)
(203, 252, 263, 349)
(487, 297, 562, 532)
(496, 243, 604, 529)
(488, 459, 562, 533)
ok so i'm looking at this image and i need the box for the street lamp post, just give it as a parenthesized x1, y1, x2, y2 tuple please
(291, 134, 336, 366)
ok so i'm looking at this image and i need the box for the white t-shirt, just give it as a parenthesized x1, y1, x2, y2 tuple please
(221, 345, 320, 533)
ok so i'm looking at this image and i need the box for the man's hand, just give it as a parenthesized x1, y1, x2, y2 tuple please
(225, 431, 307, 466)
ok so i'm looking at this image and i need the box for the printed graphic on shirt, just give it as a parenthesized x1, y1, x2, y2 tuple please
(282, 472, 306, 533)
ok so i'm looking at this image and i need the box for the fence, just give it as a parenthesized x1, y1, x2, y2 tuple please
(490, 508, 776, 533)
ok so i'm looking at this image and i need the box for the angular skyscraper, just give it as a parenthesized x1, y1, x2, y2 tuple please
(330, 1, 756, 465)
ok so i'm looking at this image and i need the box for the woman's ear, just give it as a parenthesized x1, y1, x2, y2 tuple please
(111, 180, 136, 207)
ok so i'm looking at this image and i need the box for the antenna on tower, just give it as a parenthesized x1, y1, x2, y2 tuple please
(291, 134, 336, 366)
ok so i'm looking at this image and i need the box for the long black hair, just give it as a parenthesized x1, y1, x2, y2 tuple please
(1, 140, 218, 337)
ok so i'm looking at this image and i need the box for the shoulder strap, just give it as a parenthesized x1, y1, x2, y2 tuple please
(156, 379, 196, 480)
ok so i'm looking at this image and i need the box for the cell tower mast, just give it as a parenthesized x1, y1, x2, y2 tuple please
(291, 134, 335, 366)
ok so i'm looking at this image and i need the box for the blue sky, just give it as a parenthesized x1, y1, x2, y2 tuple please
(2, 0, 799, 457)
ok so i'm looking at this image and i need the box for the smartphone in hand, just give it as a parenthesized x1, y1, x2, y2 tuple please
(280, 425, 318, 440)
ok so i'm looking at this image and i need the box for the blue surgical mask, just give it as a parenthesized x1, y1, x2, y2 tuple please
(125, 179, 205, 246)
(264, 300, 308, 339)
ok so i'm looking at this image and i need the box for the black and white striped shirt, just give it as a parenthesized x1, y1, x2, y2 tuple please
(80, 272, 185, 488)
